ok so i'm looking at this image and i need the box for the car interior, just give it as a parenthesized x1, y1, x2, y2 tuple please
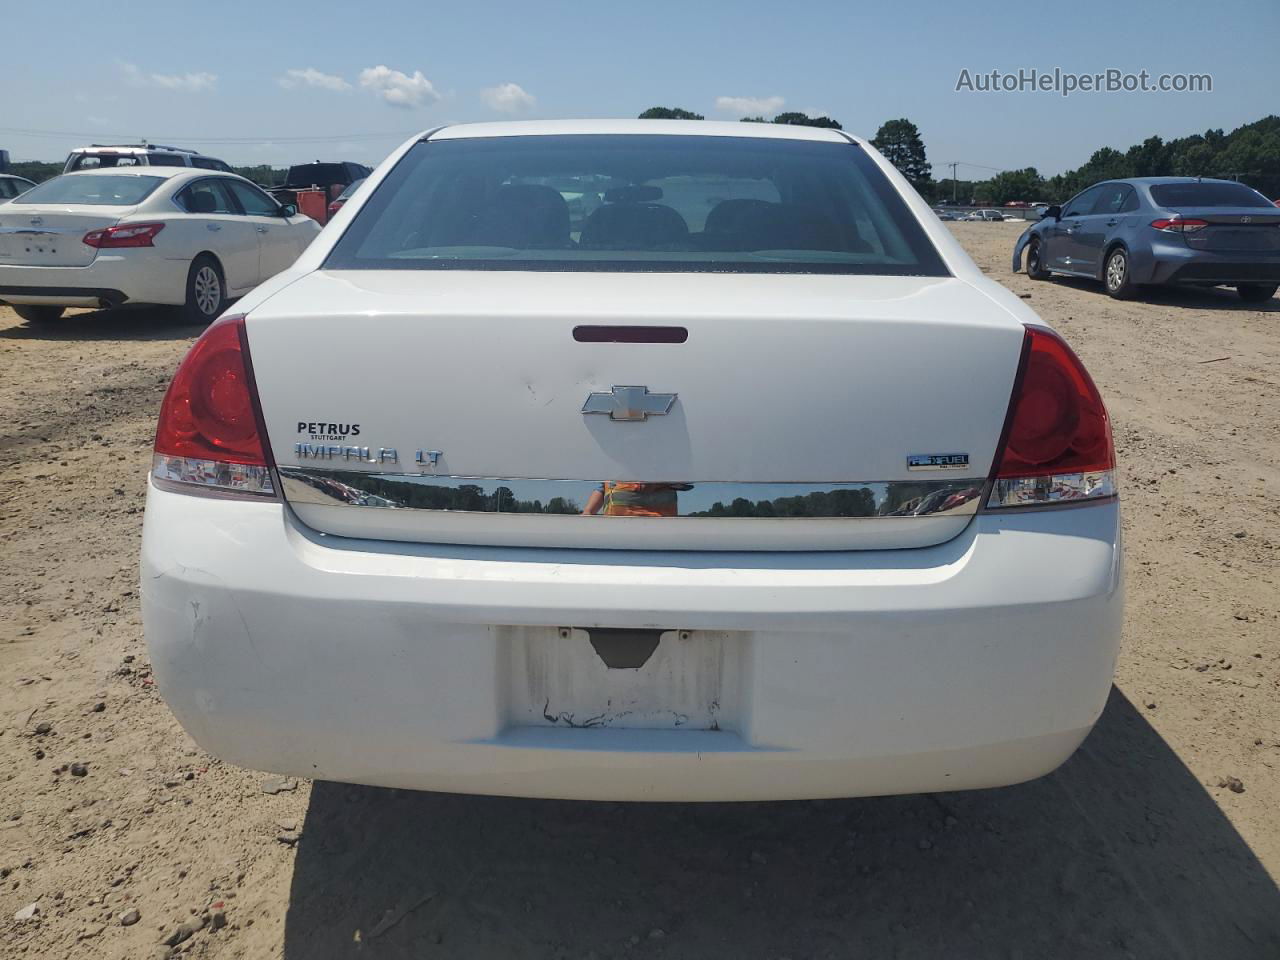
(414, 178, 872, 254)
(179, 182, 235, 215)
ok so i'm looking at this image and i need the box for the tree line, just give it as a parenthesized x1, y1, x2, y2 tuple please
(10, 113, 1278, 203)
(639, 107, 1280, 204)
(955, 115, 1280, 205)
(3, 159, 290, 187)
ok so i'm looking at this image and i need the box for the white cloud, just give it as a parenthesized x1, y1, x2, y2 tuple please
(152, 72, 217, 92)
(279, 67, 351, 92)
(358, 65, 439, 108)
(715, 95, 785, 117)
(119, 61, 217, 92)
(480, 82, 536, 113)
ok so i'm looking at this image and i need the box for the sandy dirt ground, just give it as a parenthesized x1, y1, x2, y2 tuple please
(1, 223, 1278, 959)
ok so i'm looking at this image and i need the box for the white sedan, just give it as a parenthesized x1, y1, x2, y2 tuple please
(0, 168, 319, 323)
(142, 120, 1122, 802)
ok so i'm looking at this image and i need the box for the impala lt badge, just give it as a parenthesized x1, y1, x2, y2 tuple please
(582, 385, 677, 421)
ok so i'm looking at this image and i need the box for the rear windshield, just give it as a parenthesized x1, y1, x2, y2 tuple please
(12, 175, 164, 206)
(1149, 182, 1273, 208)
(326, 135, 949, 275)
(68, 153, 143, 171)
(287, 163, 349, 187)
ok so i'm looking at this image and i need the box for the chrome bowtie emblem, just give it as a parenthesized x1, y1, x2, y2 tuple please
(1241, 216, 1252, 223)
(582, 385, 677, 421)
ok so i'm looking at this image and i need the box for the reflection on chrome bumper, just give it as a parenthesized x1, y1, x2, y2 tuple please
(276, 468, 987, 519)
(987, 470, 1116, 509)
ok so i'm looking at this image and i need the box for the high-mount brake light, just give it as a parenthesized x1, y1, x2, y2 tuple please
(987, 325, 1116, 509)
(83, 222, 165, 248)
(152, 315, 277, 499)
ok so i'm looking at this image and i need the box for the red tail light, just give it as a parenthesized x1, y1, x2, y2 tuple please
(988, 325, 1115, 509)
(1150, 217, 1207, 233)
(83, 222, 165, 248)
(152, 315, 276, 498)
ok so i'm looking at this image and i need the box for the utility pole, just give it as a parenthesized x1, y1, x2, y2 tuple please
(949, 162, 958, 203)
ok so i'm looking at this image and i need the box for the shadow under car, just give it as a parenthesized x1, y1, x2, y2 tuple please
(281, 688, 1280, 959)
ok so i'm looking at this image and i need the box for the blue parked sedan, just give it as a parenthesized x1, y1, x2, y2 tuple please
(1012, 177, 1280, 302)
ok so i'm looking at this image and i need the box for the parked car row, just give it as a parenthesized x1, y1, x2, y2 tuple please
(932, 208, 1026, 223)
(5, 139, 1275, 332)
(965, 208, 1008, 222)
(1012, 177, 1280, 301)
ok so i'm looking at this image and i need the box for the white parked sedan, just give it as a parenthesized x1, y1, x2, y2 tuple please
(141, 120, 1122, 802)
(0, 168, 319, 323)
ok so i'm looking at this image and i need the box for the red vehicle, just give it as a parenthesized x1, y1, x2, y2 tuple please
(327, 177, 366, 219)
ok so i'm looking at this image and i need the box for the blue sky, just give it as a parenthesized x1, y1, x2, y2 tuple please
(4, 0, 1277, 176)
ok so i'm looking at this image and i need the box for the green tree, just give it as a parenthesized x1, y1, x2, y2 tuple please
(772, 111, 843, 130)
(231, 164, 285, 187)
(1125, 136, 1167, 178)
(1042, 115, 1280, 200)
(638, 107, 704, 120)
(984, 167, 1047, 205)
(5, 160, 62, 183)
(870, 118, 932, 194)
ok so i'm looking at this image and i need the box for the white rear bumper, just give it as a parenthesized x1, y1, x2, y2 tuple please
(0, 250, 187, 307)
(141, 484, 1122, 801)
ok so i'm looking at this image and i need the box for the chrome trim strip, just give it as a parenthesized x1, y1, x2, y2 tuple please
(0, 226, 88, 238)
(277, 467, 986, 519)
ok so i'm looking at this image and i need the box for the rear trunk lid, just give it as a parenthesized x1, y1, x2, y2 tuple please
(1166, 207, 1280, 254)
(247, 270, 1025, 551)
(0, 204, 133, 266)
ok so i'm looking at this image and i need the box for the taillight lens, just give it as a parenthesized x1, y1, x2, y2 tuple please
(152, 315, 276, 499)
(1150, 217, 1208, 233)
(83, 222, 165, 248)
(987, 325, 1116, 509)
